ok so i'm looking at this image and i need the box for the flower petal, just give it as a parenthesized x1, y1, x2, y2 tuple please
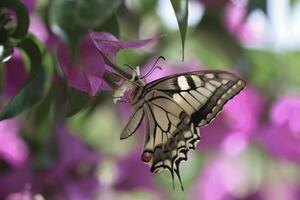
(90, 31, 160, 61)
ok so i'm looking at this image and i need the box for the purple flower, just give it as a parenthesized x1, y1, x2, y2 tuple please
(58, 32, 159, 96)
(4, 185, 33, 200)
(0, 123, 101, 199)
(0, 119, 29, 168)
(224, 2, 265, 43)
(190, 154, 300, 200)
(28, 15, 49, 43)
(0, 168, 37, 199)
(199, 86, 264, 155)
(259, 95, 300, 163)
(43, 124, 101, 200)
(3, 50, 28, 98)
(191, 156, 257, 200)
(114, 148, 157, 191)
(20, 0, 36, 13)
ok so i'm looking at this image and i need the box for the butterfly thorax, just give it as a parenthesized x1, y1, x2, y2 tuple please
(113, 70, 145, 105)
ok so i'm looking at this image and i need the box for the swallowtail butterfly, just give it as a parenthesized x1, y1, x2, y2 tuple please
(113, 57, 246, 190)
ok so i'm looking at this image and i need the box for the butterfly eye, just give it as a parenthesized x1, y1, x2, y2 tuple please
(141, 151, 152, 163)
(134, 76, 139, 81)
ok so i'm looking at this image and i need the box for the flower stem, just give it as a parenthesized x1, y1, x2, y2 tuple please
(102, 71, 120, 90)
(98, 51, 131, 80)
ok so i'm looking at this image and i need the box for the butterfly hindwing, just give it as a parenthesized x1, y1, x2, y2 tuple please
(142, 90, 200, 189)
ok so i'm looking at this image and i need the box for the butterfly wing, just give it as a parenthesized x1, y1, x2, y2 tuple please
(142, 90, 200, 189)
(120, 104, 144, 139)
(140, 70, 245, 189)
(119, 70, 245, 189)
(144, 70, 246, 127)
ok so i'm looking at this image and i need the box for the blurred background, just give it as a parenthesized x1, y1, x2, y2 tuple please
(1, 0, 300, 199)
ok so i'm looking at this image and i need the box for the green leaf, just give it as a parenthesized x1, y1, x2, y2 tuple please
(0, 0, 29, 39)
(247, 0, 267, 15)
(0, 44, 13, 63)
(48, 0, 86, 48)
(0, 37, 45, 120)
(290, 0, 299, 7)
(94, 14, 120, 38)
(246, 49, 280, 94)
(76, 0, 121, 29)
(66, 88, 93, 117)
(49, 0, 122, 49)
(170, 0, 189, 61)
(34, 85, 56, 125)
(0, 68, 45, 120)
(195, 11, 245, 70)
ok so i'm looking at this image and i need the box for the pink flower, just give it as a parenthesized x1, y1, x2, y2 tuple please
(259, 95, 300, 163)
(28, 15, 49, 43)
(0, 119, 29, 168)
(191, 154, 300, 200)
(58, 32, 159, 96)
(0, 168, 36, 199)
(43, 124, 101, 200)
(224, 2, 264, 43)
(20, 0, 36, 12)
(5, 185, 33, 200)
(200, 86, 264, 155)
(3, 50, 28, 98)
(114, 148, 157, 191)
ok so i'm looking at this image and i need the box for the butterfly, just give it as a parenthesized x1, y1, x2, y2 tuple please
(113, 57, 246, 190)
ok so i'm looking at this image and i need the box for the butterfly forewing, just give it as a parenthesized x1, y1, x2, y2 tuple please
(144, 71, 246, 127)
(120, 104, 144, 139)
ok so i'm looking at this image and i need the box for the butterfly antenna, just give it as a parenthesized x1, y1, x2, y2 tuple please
(141, 56, 165, 79)
(123, 64, 138, 78)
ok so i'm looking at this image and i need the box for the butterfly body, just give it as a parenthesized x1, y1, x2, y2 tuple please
(114, 70, 245, 189)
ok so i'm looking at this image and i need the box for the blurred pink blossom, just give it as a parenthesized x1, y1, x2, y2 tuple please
(259, 95, 300, 164)
(0, 168, 37, 199)
(191, 154, 300, 200)
(44, 124, 101, 200)
(0, 119, 29, 168)
(224, 2, 264, 43)
(5, 185, 32, 200)
(191, 156, 258, 200)
(29, 15, 49, 43)
(20, 0, 36, 12)
(0, 124, 101, 199)
(200, 86, 264, 155)
(114, 148, 157, 191)
(3, 50, 28, 98)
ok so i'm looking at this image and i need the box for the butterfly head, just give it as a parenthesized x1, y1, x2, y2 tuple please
(113, 67, 145, 104)
(113, 56, 165, 104)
